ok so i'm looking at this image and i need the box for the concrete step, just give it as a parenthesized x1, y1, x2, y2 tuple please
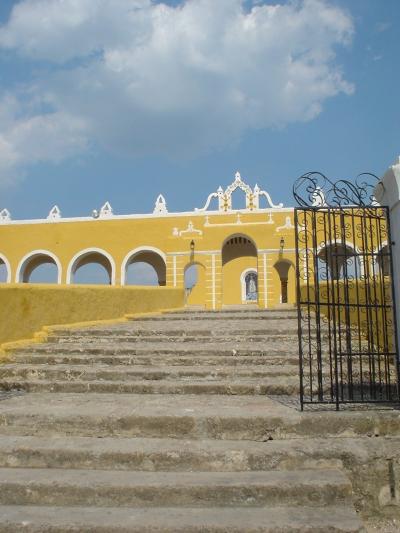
(0, 363, 299, 380)
(47, 330, 298, 343)
(11, 342, 299, 355)
(164, 307, 296, 313)
(0, 504, 364, 532)
(0, 468, 352, 507)
(0, 393, 398, 440)
(0, 435, 346, 471)
(131, 320, 299, 328)
(140, 309, 298, 319)
(0, 376, 299, 395)
(7, 353, 300, 367)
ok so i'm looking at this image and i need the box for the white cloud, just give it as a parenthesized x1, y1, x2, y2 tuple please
(0, 94, 88, 184)
(0, 0, 354, 184)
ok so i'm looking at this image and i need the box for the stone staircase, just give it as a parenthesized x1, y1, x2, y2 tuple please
(0, 307, 398, 531)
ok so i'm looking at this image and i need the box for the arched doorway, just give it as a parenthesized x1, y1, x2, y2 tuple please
(184, 262, 206, 306)
(273, 259, 295, 305)
(222, 234, 257, 305)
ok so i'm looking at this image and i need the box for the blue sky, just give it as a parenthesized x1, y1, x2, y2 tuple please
(0, 0, 399, 221)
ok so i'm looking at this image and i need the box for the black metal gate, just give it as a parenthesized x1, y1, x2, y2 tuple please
(294, 172, 399, 409)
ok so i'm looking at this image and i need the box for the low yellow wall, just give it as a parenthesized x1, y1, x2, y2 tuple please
(299, 280, 396, 352)
(0, 284, 184, 349)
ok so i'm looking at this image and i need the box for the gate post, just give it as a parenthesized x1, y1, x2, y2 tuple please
(374, 156, 400, 350)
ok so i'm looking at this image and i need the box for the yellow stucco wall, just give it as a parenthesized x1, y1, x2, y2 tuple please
(0, 209, 297, 310)
(0, 172, 300, 310)
(0, 209, 294, 309)
(0, 284, 184, 350)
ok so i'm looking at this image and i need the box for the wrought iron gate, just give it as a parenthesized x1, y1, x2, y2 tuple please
(294, 172, 399, 409)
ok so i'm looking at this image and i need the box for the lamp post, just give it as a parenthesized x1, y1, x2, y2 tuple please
(190, 240, 195, 253)
(280, 237, 285, 253)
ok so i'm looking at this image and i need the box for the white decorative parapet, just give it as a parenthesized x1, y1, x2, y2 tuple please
(153, 194, 168, 215)
(47, 205, 61, 220)
(374, 156, 400, 349)
(195, 171, 283, 212)
(0, 208, 11, 222)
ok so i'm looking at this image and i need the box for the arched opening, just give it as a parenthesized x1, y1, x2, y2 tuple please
(377, 245, 390, 277)
(0, 255, 10, 283)
(318, 243, 361, 281)
(222, 234, 257, 306)
(17, 251, 61, 284)
(185, 264, 198, 290)
(126, 263, 159, 286)
(68, 249, 114, 285)
(184, 262, 206, 307)
(273, 260, 294, 304)
(230, 188, 247, 210)
(28, 263, 59, 284)
(122, 248, 166, 286)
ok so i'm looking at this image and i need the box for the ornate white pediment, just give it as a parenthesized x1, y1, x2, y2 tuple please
(0, 208, 11, 221)
(47, 205, 61, 220)
(172, 221, 203, 237)
(276, 216, 295, 232)
(99, 201, 113, 218)
(153, 194, 168, 215)
(195, 171, 283, 212)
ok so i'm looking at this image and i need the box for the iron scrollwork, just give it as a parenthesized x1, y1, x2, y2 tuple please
(293, 171, 379, 208)
(293, 170, 400, 409)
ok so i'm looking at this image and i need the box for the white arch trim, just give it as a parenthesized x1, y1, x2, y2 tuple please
(0, 253, 11, 283)
(16, 249, 62, 284)
(240, 268, 258, 303)
(66, 247, 116, 285)
(121, 246, 167, 286)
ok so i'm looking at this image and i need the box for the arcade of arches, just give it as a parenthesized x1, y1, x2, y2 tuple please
(0, 173, 302, 309)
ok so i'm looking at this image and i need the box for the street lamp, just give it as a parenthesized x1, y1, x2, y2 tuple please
(190, 240, 195, 252)
(280, 237, 285, 253)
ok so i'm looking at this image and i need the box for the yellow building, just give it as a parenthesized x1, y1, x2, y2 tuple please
(0, 172, 297, 309)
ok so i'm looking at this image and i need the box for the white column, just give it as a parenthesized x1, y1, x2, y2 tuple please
(374, 156, 400, 350)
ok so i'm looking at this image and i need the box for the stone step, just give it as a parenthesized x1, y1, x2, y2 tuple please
(0, 504, 364, 532)
(166, 308, 296, 314)
(0, 376, 299, 395)
(0, 468, 352, 507)
(48, 332, 300, 343)
(0, 435, 347, 471)
(7, 353, 299, 367)
(1, 503, 365, 532)
(0, 363, 299, 380)
(47, 330, 298, 343)
(140, 309, 298, 319)
(13, 342, 299, 355)
(0, 393, 398, 440)
(126, 314, 298, 329)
